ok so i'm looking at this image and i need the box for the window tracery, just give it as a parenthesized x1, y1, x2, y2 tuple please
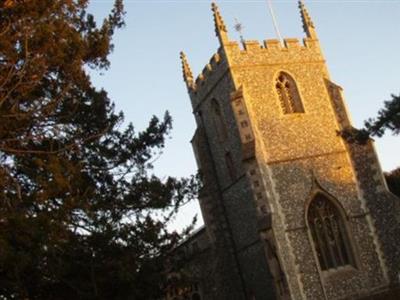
(307, 193, 355, 271)
(275, 72, 304, 114)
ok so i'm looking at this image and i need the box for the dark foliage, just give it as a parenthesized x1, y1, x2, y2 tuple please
(0, 1, 197, 299)
(340, 94, 400, 144)
(364, 94, 400, 138)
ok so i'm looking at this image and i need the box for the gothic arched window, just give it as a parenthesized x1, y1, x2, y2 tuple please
(211, 99, 228, 141)
(275, 72, 304, 114)
(307, 193, 355, 271)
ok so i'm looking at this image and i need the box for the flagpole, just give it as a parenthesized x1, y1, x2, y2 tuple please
(267, 0, 283, 42)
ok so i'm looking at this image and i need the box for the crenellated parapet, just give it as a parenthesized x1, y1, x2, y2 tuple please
(241, 38, 316, 52)
(180, 49, 226, 104)
(191, 37, 320, 78)
(194, 52, 222, 89)
(187, 36, 322, 103)
(225, 37, 323, 69)
(181, 1, 323, 109)
(240, 37, 320, 52)
(187, 49, 231, 110)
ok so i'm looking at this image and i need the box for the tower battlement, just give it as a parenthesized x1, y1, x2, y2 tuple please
(194, 37, 319, 76)
(181, 2, 323, 108)
(185, 35, 322, 109)
(242, 37, 319, 52)
(194, 52, 221, 89)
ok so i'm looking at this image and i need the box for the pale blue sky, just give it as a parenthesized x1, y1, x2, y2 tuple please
(89, 0, 400, 230)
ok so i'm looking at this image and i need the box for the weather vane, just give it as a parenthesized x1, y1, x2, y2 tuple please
(234, 18, 245, 46)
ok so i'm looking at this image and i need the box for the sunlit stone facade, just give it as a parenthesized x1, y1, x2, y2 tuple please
(177, 2, 400, 299)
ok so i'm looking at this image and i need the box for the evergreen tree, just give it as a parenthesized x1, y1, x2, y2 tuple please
(0, 1, 196, 299)
(341, 94, 400, 143)
(364, 94, 400, 138)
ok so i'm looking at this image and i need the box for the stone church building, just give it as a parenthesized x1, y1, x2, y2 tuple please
(169, 2, 400, 299)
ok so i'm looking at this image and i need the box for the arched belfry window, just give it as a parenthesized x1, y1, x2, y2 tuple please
(307, 193, 355, 271)
(211, 99, 228, 141)
(275, 72, 304, 114)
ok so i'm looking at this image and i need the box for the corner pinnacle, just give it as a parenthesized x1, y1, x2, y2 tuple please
(299, 0, 317, 39)
(180, 51, 194, 89)
(211, 2, 229, 45)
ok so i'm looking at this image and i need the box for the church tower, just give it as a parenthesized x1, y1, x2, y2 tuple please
(180, 2, 400, 299)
